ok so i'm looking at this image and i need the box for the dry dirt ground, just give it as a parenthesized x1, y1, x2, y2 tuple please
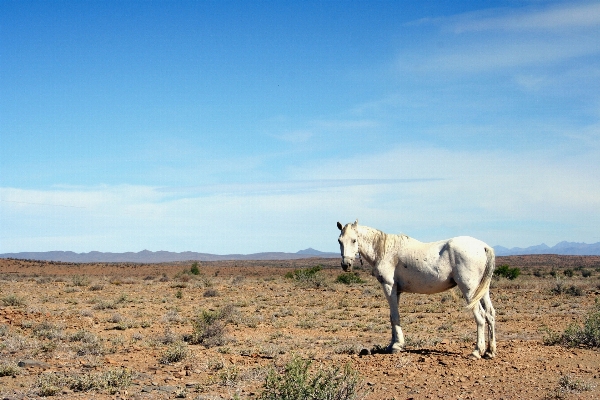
(0, 256, 599, 399)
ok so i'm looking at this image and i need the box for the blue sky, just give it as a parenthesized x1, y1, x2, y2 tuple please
(1, 1, 599, 254)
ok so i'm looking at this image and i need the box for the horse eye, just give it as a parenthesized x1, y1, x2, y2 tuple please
(353, 239, 357, 243)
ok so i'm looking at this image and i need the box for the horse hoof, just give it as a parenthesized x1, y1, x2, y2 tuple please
(387, 345, 405, 354)
(483, 351, 496, 359)
(469, 350, 481, 360)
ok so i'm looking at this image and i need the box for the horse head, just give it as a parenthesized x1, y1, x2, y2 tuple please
(337, 220, 359, 272)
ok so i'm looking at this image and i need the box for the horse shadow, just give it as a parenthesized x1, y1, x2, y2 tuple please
(366, 346, 460, 357)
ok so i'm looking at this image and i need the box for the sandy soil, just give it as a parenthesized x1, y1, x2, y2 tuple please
(0, 256, 599, 399)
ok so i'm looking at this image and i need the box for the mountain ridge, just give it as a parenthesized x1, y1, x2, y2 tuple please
(493, 241, 600, 256)
(0, 248, 340, 263)
(3, 241, 600, 262)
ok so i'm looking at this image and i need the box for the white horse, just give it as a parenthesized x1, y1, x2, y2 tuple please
(337, 220, 496, 359)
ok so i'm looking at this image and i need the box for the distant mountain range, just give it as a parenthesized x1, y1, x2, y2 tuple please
(493, 241, 600, 256)
(0, 248, 339, 263)
(2, 242, 600, 263)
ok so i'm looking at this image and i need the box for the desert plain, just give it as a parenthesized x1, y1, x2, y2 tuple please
(0, 255, 599, 399)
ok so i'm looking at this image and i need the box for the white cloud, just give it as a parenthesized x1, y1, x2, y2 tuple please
(2, 142, 599, 253)
(450, 2, 600, 33)
(398, 2, 600, 74)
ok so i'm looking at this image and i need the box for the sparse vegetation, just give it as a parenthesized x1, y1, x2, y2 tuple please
(1, 294, 26, 307)
(545, 375, 593, 399)
(159, 341, 189, 364)
(285, 265, 326, 288)
(35, 368, 132, 396)
(0, 362, 20, 377)
(1, 256, 599, 399)
(550, 280, 584, 296)
(71, 275, 90, 287)
(494, 264, 521, 280)
(203, 288, 219, 297)
(187, 305, 236, 347)
(258, 356, 364, 400)
(190, 261, 200, 275)
(336, 272, 365, 285)
(544, 299, 600, 348)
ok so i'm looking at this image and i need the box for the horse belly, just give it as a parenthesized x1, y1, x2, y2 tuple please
(395, 263, 455, 294)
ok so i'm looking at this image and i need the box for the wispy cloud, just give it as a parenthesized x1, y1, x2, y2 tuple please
(398, 2, 600, 74)
(157, 178, 439, 197)
(450, 2, 600, 33)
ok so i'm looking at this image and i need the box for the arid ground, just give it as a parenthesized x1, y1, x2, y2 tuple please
(1, 255, 599, 399)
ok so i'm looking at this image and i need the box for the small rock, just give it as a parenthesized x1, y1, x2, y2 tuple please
(17, 360, 50, 370)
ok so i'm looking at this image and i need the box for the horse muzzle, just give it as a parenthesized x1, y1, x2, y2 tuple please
(341, 257, 353, 272)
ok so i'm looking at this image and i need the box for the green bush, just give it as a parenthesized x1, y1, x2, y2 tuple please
(258, 356, 363, 400)
(190, 262, 200, 275)
(285, 265, 326, 288)
(494, 264, 521, 280)
(564, 269, 574, 277)
(336, 273, 365, 285)
(286, 265, 322, 280)
(544, 299, 600, 348)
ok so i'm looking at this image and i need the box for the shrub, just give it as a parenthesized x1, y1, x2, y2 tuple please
(71, 275, 90, 287)
(563, 269, 574, 277)
(159, 341, 189, 364)
(203, 289, 219, 297)
(32, 321, 64, 340)
(258, 357, 364, 400)
(336, 273, 365, 285)
(89, 283, 104, 291)
(0, 362, 20, 377)
(35, 368, 132, 395)
(285, 265, 326, 288)
(190, 262, 200, 275)
(494, 264, 521, 280)
(550, 280, 584, 296)
(581, 269, 592, 278)
(545, 375, 593, 399)
(187, 305, 236, 347)
(1, 294, 26, 307)
(544, 300, 600, 348)
(533, 269, 544, 278)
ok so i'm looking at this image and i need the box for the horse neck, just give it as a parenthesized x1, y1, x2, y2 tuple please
(356, 225, 385, 265)
(357, 225, 407, 265)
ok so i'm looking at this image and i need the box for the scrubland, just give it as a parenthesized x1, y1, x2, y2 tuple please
(0, 256, 599, 399)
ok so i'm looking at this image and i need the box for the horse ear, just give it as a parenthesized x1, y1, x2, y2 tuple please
(337, 221, 343, 231)
(353, 219, 358, 227)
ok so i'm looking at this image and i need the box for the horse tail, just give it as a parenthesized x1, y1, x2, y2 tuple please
(466, 246, 495, 310)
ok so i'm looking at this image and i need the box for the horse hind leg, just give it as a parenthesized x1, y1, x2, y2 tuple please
(470, 300, 487, 359)
(482, 291, 496, 358)
(458, 283, 486, 359)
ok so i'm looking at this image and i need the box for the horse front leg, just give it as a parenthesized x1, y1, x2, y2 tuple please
(381, 282, 404, 353)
